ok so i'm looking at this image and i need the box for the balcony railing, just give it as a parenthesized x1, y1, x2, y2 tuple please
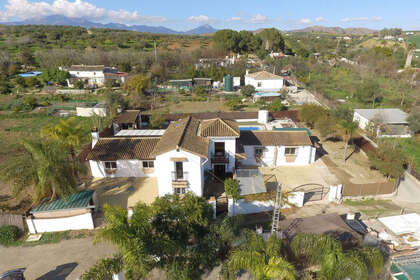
(211, 153, 229, 164)
(171, 171, 188, 181)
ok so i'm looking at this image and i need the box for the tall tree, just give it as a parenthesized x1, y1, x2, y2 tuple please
(1, 140, 80, 202)
(226, 230, 296, 280)
(339, 120, 358, 163)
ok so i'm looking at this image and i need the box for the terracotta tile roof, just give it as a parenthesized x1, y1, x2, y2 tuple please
(151, 117, 209, 158)
(239, 130, 312, 146)
(114, 110, 140, 124)
(86, 137, 159, 161)
(200, 118, 240, 137)
(69, 65, 105, 72)
(245, 71, 283, 80)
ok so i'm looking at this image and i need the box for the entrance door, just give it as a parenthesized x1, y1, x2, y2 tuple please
(175, 162, 184, 179)
(214, 142, 225, 156)
(214, 164, 226, 179)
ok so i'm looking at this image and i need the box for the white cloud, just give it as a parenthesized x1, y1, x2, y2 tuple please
(0, 0, 167, 23)
(187, 15, 211, 23)
(299, 18, 311, 24)
(227, 16, 241, 22)
(249, 14, 268, 24)
(315, 16, 327, 22)
(341, 16, 382, 22)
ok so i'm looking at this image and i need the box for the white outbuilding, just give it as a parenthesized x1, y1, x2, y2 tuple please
(245, 70, 284, 92)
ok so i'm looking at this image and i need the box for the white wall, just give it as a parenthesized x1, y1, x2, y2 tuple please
(245, 77, 284, 91)
(76, 107, 108, 117)
(240, 145, 315, 167)
(208, 137, 237, 172)
(353, 112, 369, 130)
(155, 149, 204, 197)
(69, 70, 105, 86)
(89, 160, 155, 178)
(26, 212, 94, 234)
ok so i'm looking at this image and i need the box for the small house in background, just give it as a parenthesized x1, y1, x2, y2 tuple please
(26, 190, 98, 234)
(353, 108, 412, 138)
(245, 70, 284, 92)
(193, 78, 213, 89)
(112, 109, 142, 134)
(168, 79, 193, 91)
(67, 65, 127, 88)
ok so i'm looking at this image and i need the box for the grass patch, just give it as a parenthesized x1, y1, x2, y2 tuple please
(343, 198, 390, 207)
(398, 138, 420, 173)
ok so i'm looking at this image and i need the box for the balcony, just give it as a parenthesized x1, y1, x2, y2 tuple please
(211, 153, 229, 164)
(171, 171, 188, 181)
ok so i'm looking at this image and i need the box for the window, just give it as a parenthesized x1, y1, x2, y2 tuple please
(173, 187, 187, 195)
(255, 147, 265, 162)
(105, 161, 117, 169)
(257, 82, 262, 87)
(285, 147, 297, 156)
(93, 72, 96, 75)
(142, 161, 154, 168)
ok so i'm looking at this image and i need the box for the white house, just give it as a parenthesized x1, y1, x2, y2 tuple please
(353, 108, 412, 138)
(244, 70, 284, 92)
(68, 65, 128, 87)
(86, 114, 316, 198)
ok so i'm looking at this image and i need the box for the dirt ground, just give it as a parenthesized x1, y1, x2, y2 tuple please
(312, 128, 388, 184)
(0, 236, 116, 280)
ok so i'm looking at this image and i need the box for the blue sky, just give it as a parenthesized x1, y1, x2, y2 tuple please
(0, 0, 419, 31)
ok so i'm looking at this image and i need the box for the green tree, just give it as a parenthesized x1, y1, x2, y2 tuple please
(316, 115, 337, 139)
(96, 194, 216, 280)
(224, 178, 240, 201)
(356, 79, 382, 108)
(241, 85, 255, 97)
(226, 230, 296, 280)
(298, 104, 328, 128)
(258, 28, 285, 52)
(368, 141, 406, 179)
(25, 76, 41, 88)
(213, 29, 240, 52)
(81, 254, 123, 280)
(124, 74, 151, 95)
(41, 117, 89, 168)
(105, 91, 125, 119)
(149, 111, 166, 129)
(1, 140, 80, 202)
(267, 99, 286, 112)
(407, 110, 420, 134)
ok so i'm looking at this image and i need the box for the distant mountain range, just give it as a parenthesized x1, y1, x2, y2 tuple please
(290, 25, 377, 35)
(1, 15, 218, 35)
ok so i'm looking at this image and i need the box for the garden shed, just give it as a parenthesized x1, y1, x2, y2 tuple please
(26, 190, 98, 234)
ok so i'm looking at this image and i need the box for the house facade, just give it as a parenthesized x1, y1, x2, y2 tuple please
(353, 108, 412, 138)
(245, 70, 284, 92)
(68, 65, 127, 88)
(86, 114, 316, 198)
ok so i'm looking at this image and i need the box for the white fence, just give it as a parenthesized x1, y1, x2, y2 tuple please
(26, 212, 94, 234)
(227, 191, 305, 217)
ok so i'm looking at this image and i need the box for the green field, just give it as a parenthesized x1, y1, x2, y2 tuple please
(398, 138, 420, 173)
(408, 35, 420, 48)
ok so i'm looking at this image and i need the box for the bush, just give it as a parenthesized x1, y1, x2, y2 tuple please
(241, 85, 255, 97)
(0, 225, 21, 246)
(267, 99, 286, 111)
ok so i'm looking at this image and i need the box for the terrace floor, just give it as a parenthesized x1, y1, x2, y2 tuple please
(88, 177, 158, 209)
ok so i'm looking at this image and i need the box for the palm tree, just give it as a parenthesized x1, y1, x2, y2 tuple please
(1, 140, 81, 202)
(340, 120, 358, 163)
(41, 117, 88, 161)
(227, 230, 296, 280)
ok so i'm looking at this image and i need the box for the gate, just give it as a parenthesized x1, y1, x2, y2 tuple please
(292, 183, 326, 203)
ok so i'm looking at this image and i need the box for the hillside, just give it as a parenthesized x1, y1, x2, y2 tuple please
(290, 25, 377, 35)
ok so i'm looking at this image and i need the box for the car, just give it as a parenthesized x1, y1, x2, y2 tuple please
(0, 269, 25, 280)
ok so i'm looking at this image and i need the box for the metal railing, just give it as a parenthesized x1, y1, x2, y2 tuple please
(211, 153, 229, 163)
(171, 171, 188, 181)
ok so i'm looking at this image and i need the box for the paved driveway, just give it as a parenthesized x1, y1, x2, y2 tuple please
(0, 237, 116, 280)
(394, 171, 420, 203)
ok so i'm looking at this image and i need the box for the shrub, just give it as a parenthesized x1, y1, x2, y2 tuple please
(0, 225, 21, 246)
(267, 99, 286, 112)
(241, 85, 255, 97)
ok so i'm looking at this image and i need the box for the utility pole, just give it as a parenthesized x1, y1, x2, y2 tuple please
(154, 41, 157, 63)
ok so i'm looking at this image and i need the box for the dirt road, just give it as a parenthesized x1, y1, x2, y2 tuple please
(0, 237, 116, 280)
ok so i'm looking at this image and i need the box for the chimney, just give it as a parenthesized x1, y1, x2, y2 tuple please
(91, 127, 99, 147)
